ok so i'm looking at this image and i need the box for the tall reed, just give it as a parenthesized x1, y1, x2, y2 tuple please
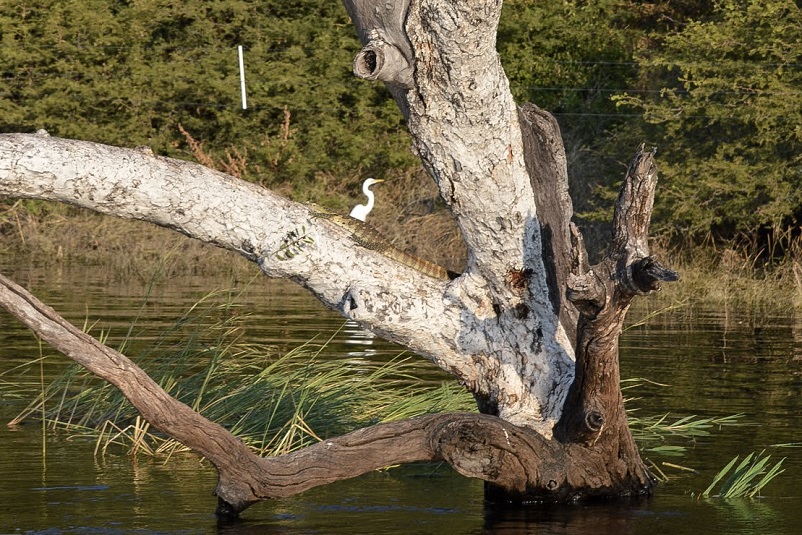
(2, 289, 787, 497)
(8, 289, 474, 457)
(702, 451, 785, 499)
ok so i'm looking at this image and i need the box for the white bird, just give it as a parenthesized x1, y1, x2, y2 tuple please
(349, 178, 384, 222)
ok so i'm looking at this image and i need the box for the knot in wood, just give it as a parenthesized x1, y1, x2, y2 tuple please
(566, 270, 606, 317)
(584, 410, 605, 432)
(431, 419, 509, 482)
(353, 38, 413, 88)
(343, 1, 414, 88)
(622, 256, 680, 295)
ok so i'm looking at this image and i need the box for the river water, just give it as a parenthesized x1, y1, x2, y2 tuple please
(0, 263, 800, 534)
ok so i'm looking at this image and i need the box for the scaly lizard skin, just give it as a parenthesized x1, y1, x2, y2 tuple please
(312, 210, 452, 280)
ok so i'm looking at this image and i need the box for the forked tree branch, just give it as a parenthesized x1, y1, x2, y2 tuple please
(556, 146, 679, 447)
(0, 0, 678, 512)
(0, 272, 647, 518)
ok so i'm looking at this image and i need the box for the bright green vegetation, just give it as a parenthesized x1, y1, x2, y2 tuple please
(2, 1, 800, 249)
(6, 290, 475, 458)
(609, 0, 802, 243)
(702, 451, 785, 498)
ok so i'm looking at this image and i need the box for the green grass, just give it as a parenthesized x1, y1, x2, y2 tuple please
(702, 451, 785, 499)
(629, 412, 747, 455)
(2, 290, 788, 499)
(7, 290, 474, 457)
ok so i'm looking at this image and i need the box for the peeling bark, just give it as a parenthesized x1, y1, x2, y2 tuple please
(0, 0, 679, 519)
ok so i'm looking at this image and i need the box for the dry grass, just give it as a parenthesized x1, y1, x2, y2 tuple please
(0, 202, 256, 283)
(0, 166, 467, 278)
(362, 168, 466, 274)
(8, 197, 802, 316)
(650, 233, 802, 313)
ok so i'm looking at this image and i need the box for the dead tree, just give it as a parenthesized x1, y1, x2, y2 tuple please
(0, 0, 677, 518)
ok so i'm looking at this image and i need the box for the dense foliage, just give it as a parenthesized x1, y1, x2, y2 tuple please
(0, 0, 413, 203)
(1, 0, 800, 245)
(610, 0, 802, 241)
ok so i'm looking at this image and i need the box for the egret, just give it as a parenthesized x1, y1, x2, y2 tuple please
(349, 178, 384, 222)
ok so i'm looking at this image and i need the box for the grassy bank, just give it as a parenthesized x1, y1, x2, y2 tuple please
(0, 166, 466, 282)
(4, 195, 802, 315)
(652, 239, 802, 313)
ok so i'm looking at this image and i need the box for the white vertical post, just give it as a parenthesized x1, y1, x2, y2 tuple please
(238, 45, 247, 110)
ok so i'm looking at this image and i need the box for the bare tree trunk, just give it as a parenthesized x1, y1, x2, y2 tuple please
(0, 0, 678, 518)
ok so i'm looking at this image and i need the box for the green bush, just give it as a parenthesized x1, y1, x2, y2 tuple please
(5, 0, 799, 250)
(610, 0, 802, 241)
(0, 0, 417, 197)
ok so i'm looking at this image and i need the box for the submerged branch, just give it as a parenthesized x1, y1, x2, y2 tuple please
(0, 272, 651, 517)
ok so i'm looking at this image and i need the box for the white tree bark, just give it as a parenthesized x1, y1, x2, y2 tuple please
(0, 0, 577, 435)
(346, 0, 576, 430)
(0, 132, 572, 433)
(0, 0, 675, 514)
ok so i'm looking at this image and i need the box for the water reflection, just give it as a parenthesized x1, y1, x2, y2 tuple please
(1, 265, 801, 533)
(342, 319, 379, 362)
(483, 501, 647, 535)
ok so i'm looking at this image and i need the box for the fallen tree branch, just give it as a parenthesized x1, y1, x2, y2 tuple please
(0, 272, 651, 518)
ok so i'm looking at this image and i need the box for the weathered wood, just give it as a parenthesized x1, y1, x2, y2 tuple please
(0, 0, 681, 518)
(342, 0, 414, 89)
(399, 0, 578, 431)
(0, 146, 675, 516)
(0, 272, 653, 517)
(519, 103, 582, 348)
(552, 146, 678, 497)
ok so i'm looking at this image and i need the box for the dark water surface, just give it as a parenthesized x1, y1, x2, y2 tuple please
(1, 264, 800, 534)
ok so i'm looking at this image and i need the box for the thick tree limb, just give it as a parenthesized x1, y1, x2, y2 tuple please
(0, 273, 650, 518)
(0, 133, 485, 385)
(345, 0, 578, 431)
(0, 131, 577, 433)
(556, 147, 678, 468)
(519, 103, 582, 348)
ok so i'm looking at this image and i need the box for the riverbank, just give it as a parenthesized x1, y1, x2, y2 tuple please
(3, 200, 801, 314)
(0, 168, 466, 282)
